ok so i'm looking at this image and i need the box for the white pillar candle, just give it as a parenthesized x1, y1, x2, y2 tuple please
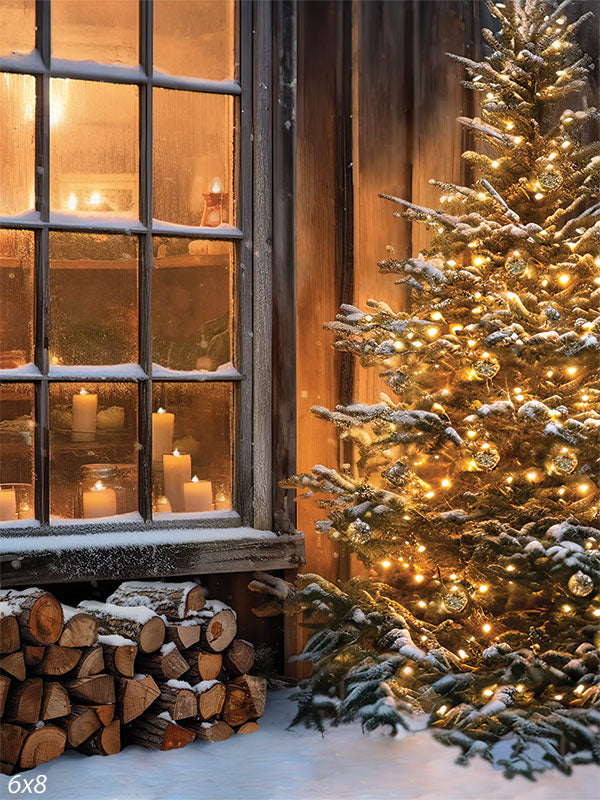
(162, 449, 191, 512)
(72, 388, 98, 442)
(152, 408, 175, 462)
(183, 476, 213, 512)
(83, 480, 117, 519)
(0, 488, 17, 521)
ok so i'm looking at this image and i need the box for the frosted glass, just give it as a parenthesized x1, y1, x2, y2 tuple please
(152, 238, 234, 373)
(49, 233, 138, 366)
(0, 382, 35, 520)
(153, 89, 235, 227)
(151, 382, 233, 514)
(0, 229, 34, 369)
(52, 0, 139, 65)
(154, 0, 235, 80)
(49, 382, 138, 520)
(0, 0, 35, 57)
(0, 72, 35, 216)
(50, 79, 139, 220)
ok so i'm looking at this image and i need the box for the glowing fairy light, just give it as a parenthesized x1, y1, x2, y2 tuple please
(479, 584, 488, 593)
(417, 600, 427, 609)
(414, 574, 424, 584)
(558, 274, 570, 285)
(482, 623, 491, 633)
(441, 479, 451, 488)
(381, 560, 391, 568)
(482, 688, 494, 697)
(458, 649, 468, 660)
(491, 160, 499, 168)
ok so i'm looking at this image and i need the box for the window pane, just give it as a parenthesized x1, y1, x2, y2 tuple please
(0, 382, 35, 522)
(0, 0, 35, 57)
(50, 79, 139, 220)
(0, 229, 34, 369)
(152, 382, 232, 515)
(153, 89, 235, 228)
(153, 0, 235, 81)
(49, 233, 138, 367)
(0, 72, 35, 216)
(49, 382, 138, 520)
(152, 238, 234, 374)
(51, 0, 139, 65)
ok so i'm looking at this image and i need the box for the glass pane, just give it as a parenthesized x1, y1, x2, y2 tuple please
(51, 0, 139, 65)
(49, 233, 138, 367)
(152, 238, 234, 374)
(49, 382, 138, 520)
(0, 0, 35, 57)
(0, 382, 35, 522)
(153, 0, 235, 81)
(0, 72, 35, 216)
(0, 229, 34, 369)
(153, 89, 235, 228)
(151, 382, 232, 515)
(50, 79, 139, 220)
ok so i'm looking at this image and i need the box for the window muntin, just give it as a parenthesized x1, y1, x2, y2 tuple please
(0, 0, 243, 529)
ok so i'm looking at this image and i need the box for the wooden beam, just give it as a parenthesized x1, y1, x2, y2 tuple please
(0, 529, 305, 587)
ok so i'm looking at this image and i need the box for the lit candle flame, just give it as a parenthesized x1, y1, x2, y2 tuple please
(89, 191, 102, 206)
(68, 192, 77, 211)
(192, 475, 199, 483)
(92, 481, 104, 491)
(173, 448, 180, 456)
(210, 178, 223, 193)
(157, 407, 166, 414)
(79, 388, 88, 395)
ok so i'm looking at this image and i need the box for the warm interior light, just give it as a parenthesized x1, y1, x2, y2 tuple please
(558, 274, 570, 285)
(381, 560, 391, 568)
(67, 192, 77, 211)
(79, 388, 88, 395)
(441, 479, 451, 488)
(92, 481, 104, 492)
(482, 623, 491, 633)
(414, 574, 424, 583)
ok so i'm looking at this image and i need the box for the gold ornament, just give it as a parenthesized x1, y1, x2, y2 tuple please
(568, 570, 594, 597)
(442, 587, 468, 613)
(474, 446, 500, 470)
(505, 254, 526, 275)
(474, 353, 500, 379)
(538, 170, 562, 190)
(552, 451, 577, 475)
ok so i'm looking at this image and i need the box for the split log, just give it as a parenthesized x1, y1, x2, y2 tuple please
(73, 645, 105, 678)
(40, 682, 70, 720)
(165, 622, 201, 650)
(126, 712, 195, 751)
(185, 645, 222, 682)
(223, 639, 255, 677)
(57, 705, 101, 747)
(0, 613, 19, 653)
(236, 721, 260, 735)
(78, 601, 165, 653)
(59, 606, 98, 647)
(194, 680, 226, 720)
(65, 674, 115, 705)
(186, 718, 234, 742)
(1, 762, 15, 776)
(4, 678, 43, 723)
(0, 675, 9, 716)
(222, 675, 266, 727)
(78, 719, 120, 756)
(99, 635, 138, 677)
(0, 650, 26, 681)
(19, 724, 66, 769)
(136, 642, 189, 681)
(85, 703, 114, 726)
(194, 604, 237, 652)
(0, 589, 63, 646)
(152, 680, 197, 721)
(107, 581, 205, 620)
(34, 645, 82, 676)
(115, 674, 160, 724)
(1, 723, 28, 768)
(23, 645, 45, 667)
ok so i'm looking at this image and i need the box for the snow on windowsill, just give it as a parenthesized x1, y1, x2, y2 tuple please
(0, 519, 41, 530)
(49, 364, 147, 379)
(0, 363, 41, 378)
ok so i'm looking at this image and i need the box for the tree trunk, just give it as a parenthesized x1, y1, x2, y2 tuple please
(40, 682, 71, 720)
(222, 675, 267, 727)
(78, 601, 165, 653)
(107, 581, 205, 620)
(59, 606, 98, 647)
(115, 674, 160, 724)
(0, 590, 63, 646)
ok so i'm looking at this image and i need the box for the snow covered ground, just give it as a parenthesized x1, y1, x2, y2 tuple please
(2, 690, 598, 800)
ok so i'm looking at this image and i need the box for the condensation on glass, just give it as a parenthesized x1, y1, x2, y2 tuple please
(49, 382, 138, 520)
(153, 0, 235, 81)
(0, 382, 35, 522)
(0, 0, 35, 58)
(152, 238, 234, 373)
(49, 233, 138, 367)
(0, 229, 34, 369)
(51, 0, 139, 65)
(151, 382, 233, 515)
(50, 79, 139, 220)
(153, 89, 236, 227)
(0, 72, 35, 216)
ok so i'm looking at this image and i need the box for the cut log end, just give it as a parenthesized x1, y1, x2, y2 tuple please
(236, 721, 260, 735)
(20, 725, 66, 769)
(202, 610, 237, 653)
(139, 616, 167, 654)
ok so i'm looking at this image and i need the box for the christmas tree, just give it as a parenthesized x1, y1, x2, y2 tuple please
(253, 0, 600, 779)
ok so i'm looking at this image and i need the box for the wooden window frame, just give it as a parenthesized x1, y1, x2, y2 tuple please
(0, 0, 304, 585)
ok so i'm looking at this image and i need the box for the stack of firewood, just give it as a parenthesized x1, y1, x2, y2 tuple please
(0, 582, 267, 774)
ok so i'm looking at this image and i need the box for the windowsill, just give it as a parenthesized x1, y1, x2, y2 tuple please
(0, 525, 305, 587)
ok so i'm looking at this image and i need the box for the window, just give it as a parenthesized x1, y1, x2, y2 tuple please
(0, 0, 254, 532)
